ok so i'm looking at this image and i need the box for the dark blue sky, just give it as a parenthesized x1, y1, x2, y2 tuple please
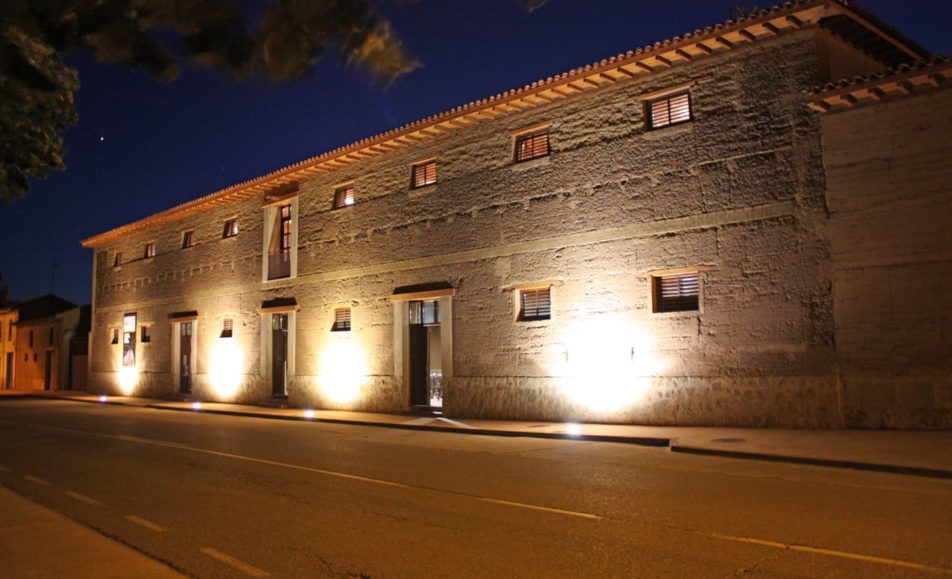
(1, 0, 949, 305)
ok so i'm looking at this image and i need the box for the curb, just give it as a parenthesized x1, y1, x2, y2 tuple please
(13, 394, 952, 479)
(146, 404, 672, 448)
(670, 445, 952, 480)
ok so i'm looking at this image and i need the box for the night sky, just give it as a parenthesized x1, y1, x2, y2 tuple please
(1, 0, 949, 306)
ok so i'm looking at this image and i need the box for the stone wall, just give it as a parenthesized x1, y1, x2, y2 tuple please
(824, 87, 952, 428)
(89, 29, 871, 427)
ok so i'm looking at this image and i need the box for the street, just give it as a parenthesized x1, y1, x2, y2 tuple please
(0, 399, 949, 578)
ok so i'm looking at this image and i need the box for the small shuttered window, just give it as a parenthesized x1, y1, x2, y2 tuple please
(412, 161, 437, 188)
(648, 91, 692, 130)
(332, 308, 351, 332)
(182, 231, 195, 249)
(514, 130, 550, 162)
(144, 243, 156, 258)
(653, 273, 700, 313)
(113, 252, 123, 267)
(334, 186, 355, 209)
(221, 318, 233, 338)
(519, 288, 551, 321)
(223, 219, 238, 238)
(140, 325, 151, 343)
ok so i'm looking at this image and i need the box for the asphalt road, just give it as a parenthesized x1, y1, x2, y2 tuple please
(0, 399, 949, 578)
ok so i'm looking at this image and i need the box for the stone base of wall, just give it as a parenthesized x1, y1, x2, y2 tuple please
(445, 375, 842, 428)
(843, 374, 952, 429)
(290, 375, 405, 413)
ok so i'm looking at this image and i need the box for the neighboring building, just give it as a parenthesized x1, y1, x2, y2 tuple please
(81, 1, 950, 427)
(14, 295, 86, 391)
(808, 57, 952, 428)
(0, 304, 17, 389)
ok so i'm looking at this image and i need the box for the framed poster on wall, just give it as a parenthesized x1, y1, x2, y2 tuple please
(123, 313, 137, 368)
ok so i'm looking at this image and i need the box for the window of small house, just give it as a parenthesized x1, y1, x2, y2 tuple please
(514, 129, 550, 162)
(411, 160, 437, 189)
(144, 242, 156, 258)
(333, 186, 356, 209)
(518, 287, 551, 321)
(113, 252, 123, 267)
(221, 318, 233, 338)
(653, 272, 700, 313)
(331, 308, 351, 332)
(182, 230, 195, 249)
(223, 219, 239, 238)
(647, 91, 692, 130)
(140, 325, 151, 343)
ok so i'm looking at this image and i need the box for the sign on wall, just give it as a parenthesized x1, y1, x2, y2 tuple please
(123, 313, 136, 368)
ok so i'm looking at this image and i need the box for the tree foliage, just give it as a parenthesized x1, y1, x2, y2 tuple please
(0, 0, 422, 202)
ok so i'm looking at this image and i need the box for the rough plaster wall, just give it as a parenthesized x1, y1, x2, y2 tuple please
(89, 31, 838, 426)
(824, 88, 952, 428)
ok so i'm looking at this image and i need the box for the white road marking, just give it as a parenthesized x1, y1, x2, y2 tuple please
(23, 475, 50, 486)
(201, 547, 269, 577)
(65, 490, 103, 506)
(477, 497, 601, 520)
(703, 532, 952, 576)
(112, 434, 409, 489)
(125, 515, 167, 533)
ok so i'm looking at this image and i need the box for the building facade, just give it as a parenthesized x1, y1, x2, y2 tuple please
(0, 305, 16, 389)
(81, 1, 951, 428)
(12, 295, 86, 391)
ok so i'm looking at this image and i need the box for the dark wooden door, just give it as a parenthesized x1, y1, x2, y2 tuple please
(180, 322, 192, 394)
(44, 350, 53, 390)
(409, 324, 428, 406)
(272, 314, 288, 396)
(5, 353, 12, 388)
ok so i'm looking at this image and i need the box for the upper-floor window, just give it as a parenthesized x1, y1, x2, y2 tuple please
(518, 287, 551, 322)
(113, 252, 123, 267)
(647, 91, 692, 130)
(331, 308, 351, 332)
(140, 325, 152, 344)
(514, 129, 550, 162)
(333, 186, 355, 209)
(653, 272, 700, 313)
(221, 318, 233, 338)
(223, 219, 239, 238)
(411, 160, 437, 189)
(182, 230, 195, 249)
(144, 242, 156, 259)
(111, 328, 119, 344)
(267, 204, 293, 280)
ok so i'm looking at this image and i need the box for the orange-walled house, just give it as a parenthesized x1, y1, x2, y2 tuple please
(0, 304, 16, 389)
(13, 295, 88, 391)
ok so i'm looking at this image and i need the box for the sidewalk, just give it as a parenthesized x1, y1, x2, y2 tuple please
(5, 390, 952, 479)
(0, 486, 183, 578)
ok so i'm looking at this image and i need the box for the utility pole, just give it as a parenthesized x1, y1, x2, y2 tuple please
(51, 258, 59, 295)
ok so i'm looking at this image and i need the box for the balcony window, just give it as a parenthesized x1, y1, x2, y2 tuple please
(267, 205, 293, 280)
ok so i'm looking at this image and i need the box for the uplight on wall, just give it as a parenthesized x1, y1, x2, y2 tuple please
(209, 338, 244, 399)
(319, 338, 369, 404)
(117, 366, 138, 395)
(550, 317, 663, 413)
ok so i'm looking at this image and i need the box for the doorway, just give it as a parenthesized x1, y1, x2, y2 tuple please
(44, 350, 53, 390)
(271, 313, 289, 397)
(4, 352, 11, 388)
(179, 322, 193, 394)
(408, 300, 442, 408)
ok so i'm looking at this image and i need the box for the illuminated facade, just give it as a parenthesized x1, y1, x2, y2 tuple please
(0, 305, 16, 389)
(10, 295, 88, 391)
(82, 2, 951, 427)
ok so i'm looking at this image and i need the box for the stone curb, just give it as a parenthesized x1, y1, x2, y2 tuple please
(10, 394, 952, 479)
(669, 445, 952, 480)
(145, 404, 673, 448)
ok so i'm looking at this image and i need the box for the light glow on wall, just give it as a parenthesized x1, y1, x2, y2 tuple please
(319, 338, 369, 404)
(117, 366, 138, 395)
(209, 339, 244, 400)
(550, 317, 664, 413)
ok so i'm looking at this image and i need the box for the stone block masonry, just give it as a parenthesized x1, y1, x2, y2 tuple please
(82, 6, 949, 429)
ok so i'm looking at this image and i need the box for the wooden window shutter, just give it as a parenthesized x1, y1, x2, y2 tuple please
(332, 308, 351, 331)
(412, 161, 437, 188)
(654, 273, 700, 313)
(519, 288, 551, 321)
(515, 130, 550, 162)
(649, 91, 692, 130)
